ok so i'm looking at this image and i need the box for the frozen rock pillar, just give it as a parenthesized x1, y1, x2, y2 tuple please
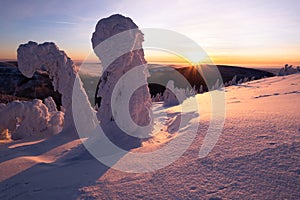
(92, 14, 152, 149)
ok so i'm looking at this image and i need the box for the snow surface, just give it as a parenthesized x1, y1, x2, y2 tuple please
(0, 74, 299, 199)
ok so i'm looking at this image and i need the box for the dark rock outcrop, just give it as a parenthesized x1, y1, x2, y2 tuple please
(0, 62, 61, 107)
(0, 62, 61, 108)
(0, 94, 30, 104)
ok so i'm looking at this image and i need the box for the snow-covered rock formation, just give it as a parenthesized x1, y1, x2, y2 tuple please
(0, 99, 63, 139)
(92, 14, 152, 149)
(17, 41, 77, 131)
(163, 80, 188, 107)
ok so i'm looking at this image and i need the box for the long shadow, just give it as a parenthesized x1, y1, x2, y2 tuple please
(0, 130, 79, 163)
(0, 106, 201, 199)
(0, 136, 124, 199)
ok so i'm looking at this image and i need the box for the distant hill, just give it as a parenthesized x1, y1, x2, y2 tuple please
(0, 61, 18, 67)
(0, 62, 62, 107)
(148, 64, 275, 96)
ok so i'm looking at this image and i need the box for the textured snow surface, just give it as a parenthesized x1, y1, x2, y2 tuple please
(0, 74, 299, 199)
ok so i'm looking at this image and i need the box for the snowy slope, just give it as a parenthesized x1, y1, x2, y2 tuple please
(0, 74, 299, 199)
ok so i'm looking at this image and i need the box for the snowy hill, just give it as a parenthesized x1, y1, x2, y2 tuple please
(0, 74, 299, 199)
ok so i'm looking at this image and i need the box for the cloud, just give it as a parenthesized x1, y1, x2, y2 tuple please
(40, 20, 77, 25)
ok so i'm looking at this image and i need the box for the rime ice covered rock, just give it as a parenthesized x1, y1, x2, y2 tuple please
(163, 80, 187, 107)
(0, 99, 64, 139)
(44, 96, 58, 112)
(17, 41, 77, 131)
(92, 14, 152, 149)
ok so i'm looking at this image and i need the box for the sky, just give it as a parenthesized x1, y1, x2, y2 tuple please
(0, 0, 299, 67)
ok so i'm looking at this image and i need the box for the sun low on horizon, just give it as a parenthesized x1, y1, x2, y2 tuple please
(0, 0, 299, 68)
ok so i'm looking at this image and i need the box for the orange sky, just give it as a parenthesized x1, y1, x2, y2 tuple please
(2, 47, 299, 68)
(143, 49, 300, 68)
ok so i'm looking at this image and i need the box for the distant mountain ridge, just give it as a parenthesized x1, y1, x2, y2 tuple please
(147, 64, 275, 96)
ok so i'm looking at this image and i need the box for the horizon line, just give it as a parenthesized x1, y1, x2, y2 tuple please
(0, 58, 296, 68)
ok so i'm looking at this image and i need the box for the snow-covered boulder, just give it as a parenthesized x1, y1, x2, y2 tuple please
(162, 79, 199, 107)
(162, 80, 198, 107)
(0, 99, 63, 140)
(17, 41, 77, 131)
(163, 80, 187, 107)
(92, 14, 152, 149)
